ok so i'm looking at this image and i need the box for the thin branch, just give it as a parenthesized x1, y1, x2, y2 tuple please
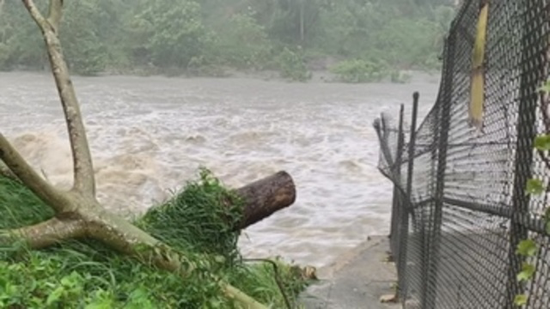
(21, 0, 48, 29)
(47, 0, 63, 31)
(244, 258, 293, 309)
(0, 133, 70, 212)
(22, 0, 96, 197)
(222, 284, 269, 309)
(0, 217, 86, 249)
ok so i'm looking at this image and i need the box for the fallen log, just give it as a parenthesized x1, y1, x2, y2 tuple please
(234, 171, 296, 230)
(0, 167, 296, 231)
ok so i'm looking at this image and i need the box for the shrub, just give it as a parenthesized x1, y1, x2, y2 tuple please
(389, 70, 412, 84)
(211, 12, 273, 70)
(330, 59, 387, 83)
(276, 47, 312, 82)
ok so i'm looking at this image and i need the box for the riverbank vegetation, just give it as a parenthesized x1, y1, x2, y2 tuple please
(0, 0, 456, 82)
(0, 1, 314, 308)
(0, 169, 311, 308)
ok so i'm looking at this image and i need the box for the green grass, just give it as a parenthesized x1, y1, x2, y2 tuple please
(0, 168, 311, 308)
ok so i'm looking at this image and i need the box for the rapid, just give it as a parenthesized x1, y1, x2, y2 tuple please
(0, 72, 438, 267)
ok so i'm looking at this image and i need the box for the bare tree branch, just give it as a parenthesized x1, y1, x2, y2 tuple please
(47, 0, 63, 31)
(0, 217, 86, 249)
(21, 0, 96, 197)
(0, 134, 70, 212)
(21, 0, 48, 29)
(11, 3, 270, 307)
(84, 213, 268, 309)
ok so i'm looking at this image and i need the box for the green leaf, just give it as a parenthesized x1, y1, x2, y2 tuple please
(525, 179, 544, 196)
(214, 255, 226, 264)
(538, 80, 550, 94)
(514, 294, 528, 306)
(545, 221, 550, 235)
(60, 276, 73, 287)
(46, 286, 65, 305)
(85, 300, 113, 309)
(535, 134, 550, 151)
(517, 263, 536, 282)
(516, 239, 538, 257)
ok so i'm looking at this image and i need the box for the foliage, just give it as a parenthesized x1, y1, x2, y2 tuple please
(514, 80, 550, 306)
(330, 59, 387, 83)
(0, 1, 45, 71)
(0, 0, 455, 80)
(369, 18, 442, 69)
(0, 169, 310, 308)
(60, 1, 111, 75)
(276, 47, 312, 82)
(131, 0, 210, 70)
(229, 260, 310, 307)
(208, 11, 273, 70)
(390, 70, 413, 84)
(136, 168, 243, 262)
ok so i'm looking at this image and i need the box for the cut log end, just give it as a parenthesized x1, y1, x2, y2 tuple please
(235, 171, 296, 230)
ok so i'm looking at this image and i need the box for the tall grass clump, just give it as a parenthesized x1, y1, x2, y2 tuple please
(0, 168, 312, 308)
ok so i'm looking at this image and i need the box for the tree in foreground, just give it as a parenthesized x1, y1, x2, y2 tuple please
(0, 1, 311, 308)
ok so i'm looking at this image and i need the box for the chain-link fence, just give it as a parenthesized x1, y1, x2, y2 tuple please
(375, 0, 550, 308)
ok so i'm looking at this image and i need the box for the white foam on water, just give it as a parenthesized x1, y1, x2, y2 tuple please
(0, 72, 438, 267)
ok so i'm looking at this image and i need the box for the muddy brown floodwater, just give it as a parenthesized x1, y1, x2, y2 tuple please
(0, 71, 439, 267)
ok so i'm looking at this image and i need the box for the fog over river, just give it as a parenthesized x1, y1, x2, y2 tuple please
(0, 72, 439, 267)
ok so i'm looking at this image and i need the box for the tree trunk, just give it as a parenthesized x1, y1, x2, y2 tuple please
(299, 0, 305, 43)
(236, 170, 296, 230)
(0, 1, 272, 308)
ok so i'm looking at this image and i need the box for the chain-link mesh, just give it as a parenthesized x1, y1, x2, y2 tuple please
(375, 0, 550, 308)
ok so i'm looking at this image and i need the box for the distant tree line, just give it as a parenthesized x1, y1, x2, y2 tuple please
(0, 0, 456, 81)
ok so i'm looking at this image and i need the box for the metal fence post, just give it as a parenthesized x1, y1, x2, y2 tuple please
(422, 30, 456, 309)
(397, 92, 419, 302)
(390, 104, 405, 259)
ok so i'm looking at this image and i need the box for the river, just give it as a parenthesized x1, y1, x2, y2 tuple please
(0, 71, 439, 267)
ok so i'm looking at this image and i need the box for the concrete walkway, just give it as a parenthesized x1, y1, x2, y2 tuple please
(299, 236, 402, 309)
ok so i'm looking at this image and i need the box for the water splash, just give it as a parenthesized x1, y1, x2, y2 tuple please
(0, 72, 438, 267)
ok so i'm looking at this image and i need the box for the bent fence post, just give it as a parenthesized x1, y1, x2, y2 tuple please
(397, 92, 419, 302)
(422, 29, 457, 309)
(390, 104, 405, 259)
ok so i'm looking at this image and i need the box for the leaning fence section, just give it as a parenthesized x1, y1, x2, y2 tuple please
(375, 0, 550, 308)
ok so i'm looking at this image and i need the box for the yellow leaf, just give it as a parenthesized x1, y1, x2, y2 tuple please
(469, 2, 489, 131)
(470, 69, 485, 129)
